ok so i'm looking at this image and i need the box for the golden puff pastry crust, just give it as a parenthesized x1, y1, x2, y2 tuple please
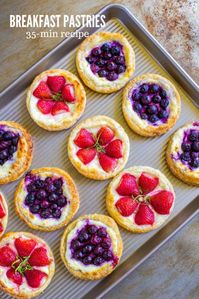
(68, 115, 130, 180)
(14, 167, 80, 231)
(76, 32, 135, 93)
(26, 69, 86, 131)
(166, 122, 199, 186)
(0, 121, 33, 185)
(0, 192, 8, 237)
(60, 214, 123, 280)
(106, 166, 175, 233)
(122, 74, 181, 136)
(0, 231, 55, 299)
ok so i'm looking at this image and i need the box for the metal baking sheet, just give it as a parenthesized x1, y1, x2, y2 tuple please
(0, 4, 199, 299)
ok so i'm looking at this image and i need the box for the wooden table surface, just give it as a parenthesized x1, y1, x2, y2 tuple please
(1, 1, 199, 298)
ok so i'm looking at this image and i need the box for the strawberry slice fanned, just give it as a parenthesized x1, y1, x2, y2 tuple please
(115, 197, 138, 217)
(29, 247, 50, 266)
(134, 203, 155, 225)
(116, 173, 139, 197)
(37, 99, 55, 114)
(6, 268, 23, 286)
(15, 237, 37, 257)
(105, 139, 123, 159)
(139, 172, 159, 194)
(74, 129, 95, 148)
(98, 153, 117, 172)
(0, 202, 5, 218)
(62, 84, 76, 103)
(51, 101, 70, 115)
(0, 246, 16, 266)
(47, 76, 65, 93)
(25, 269, 47, 288)
(33, 82, 52, 99)
(97, 127, 114, 145)
(77, 148, 96, 165)
(150, 190, 174, 214)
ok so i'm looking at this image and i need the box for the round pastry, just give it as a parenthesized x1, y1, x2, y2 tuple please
(26, 69, 86, 131)
(106, 166, 175, 233)
(166, 121, 199, 186)
(68, 115, 130, 180)
(0, 232, 55, 298)
(60, 214, 123, 280)
(76, 32, 135, 93)
(0, 121, 33, 184)
(14, 167, 79, 231)
(0, 192, 8, 237)
(122, 74, 181, 136)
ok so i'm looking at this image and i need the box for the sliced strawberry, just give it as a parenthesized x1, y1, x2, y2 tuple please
(74, 128, 95, 148)
(0, 223, 3, 232)
(0, 203, 5, 218)
(139, 172, 159, 194)
(62, 84, 76, 103)
(6, 268, 23, 286)
(51, 101, 70, 115)
(33, 81, 52, 98)
(29, 247, 50, 266)
(98, 153, 117, 172)
(15, 238, 37, 257)
(150, 190, 174, 215)
(116, 173, 139, 197)
(77, 148, 96, 165)
(97, 127, 114, 145)
(47, 76, 65, 92)
(0, 246, 16, 266)
(115, 197, 138, 217)
(25, 269, 47, 288)
(105, 139, 123, 159)
(37, 99, 55, 114)
(134, 203, 155, 225)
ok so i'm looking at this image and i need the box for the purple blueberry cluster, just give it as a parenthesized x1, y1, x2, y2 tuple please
(180, 129, 199, 169)
(24, 173, 67, 219)
(70, 223, 117, 267)
(0, 127, 19, 166)
(131, 83, 170, 124)
(86, 42, 126, 81)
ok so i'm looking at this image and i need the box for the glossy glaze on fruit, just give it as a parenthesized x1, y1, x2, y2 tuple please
(0, 126, 20, 166)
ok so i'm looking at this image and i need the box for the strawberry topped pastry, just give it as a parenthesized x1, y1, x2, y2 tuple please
(26, 69, 86, 131)
(0, 192, 8, 237)
(68, 116, 130, 180)
(0, 232, 55, 298)
(60, 214, 123, 280)
(106, 166, 175, 233)
(76, 32, 135, 93)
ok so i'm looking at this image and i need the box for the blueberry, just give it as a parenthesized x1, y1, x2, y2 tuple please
(160, 99, 169, 108)
(0, 141, 10, 151)
(3, 132, 14, 140)
(140, 84, 149, 93)
(46, 184, 56, 193)
(101, 43, 110, 52)
(86, 56, 95, 64)
(116, 65, 126, 74)
(36, 189, 47, 200)
(50, 203, 58, 210)
(0, 150, 8, 160)
(141, 95, 151, 105)
(140, 113, 148, 120)
(71, 240, 81, 250)
(0, 160, 4, 165)
(30, 204, 40, 214)
(25, 193, 35, 205)
(83, 256, 92, 265)
(45, 177, 52, 185)
(94, 246, 104, 255)
(158, 109, 169, 119)
(147, 105, 158, 115)
(192, 141, 199, 152)
(57, 195, 67, 207)
(188, 131, 198, 141)
(78, 232, 90, 243)
(111, 46, 120, 56)
(8, 145, 17, 155)
(191, 158, 199, 168)
(149, 115, 159, 123)
(133, 92, 141, 101)
(52, 209, 61, 219)
(114, 56, 125, 65)
(103, 52, 112, 60)
(101, 238, 111, 249)
(55, 188, 63, 196)
(181, 142, 191, 152)
(191, 152, 199, 159)
(103, 250, 113, 261)
(96, 58, 106, 67)
(152, 95, 161, 103)
(106, 61, 117, 71)
(54, 178, 63, 189)
(91, 235, 102, 245)
(48, 193, 58, 203)
(91, 47, 101, 57)
(73, 250, 84, 260)
(133, 102, 142, 112)
(180, 152, 191, 162)
(0, 131, 4, 139)
(150, 84, 159, 93)
(27, 183, 37, 193)
(82, 245, 93, 254)
(160, 89, 167, 98)
(40, 209, 51, 219)
(87, 225, 98, 235)
(106, 72, 118, 81)
(40, 200, 50, 209)
(94, 257, 104, 266)
(35, 179, 44, 189)
(12, 136, 19, 146)
(98, 69, 107, 77)
(97, 227, 107, 238)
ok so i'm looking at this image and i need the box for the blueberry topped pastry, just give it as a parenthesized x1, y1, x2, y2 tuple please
(14, 167, 79, 231)
(60, 214, 123, 280)
(123, 74, 181, 136)
(76, 32, 135, 93)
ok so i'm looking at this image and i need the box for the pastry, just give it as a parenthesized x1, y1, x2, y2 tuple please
(0, 121, 33, 184)
(14, 167, 79, 231)
(166, 121, 199, 185)
(122, 74, 181, 136)
(106, 166, 175, 233)
(60, 214, 123, 280)
(0, 232, 55, 298)
(76, 32, 135, 93)
(68, 115, 130, 180)
(26, 69, 86, 131)
(0, 192, 8, 237)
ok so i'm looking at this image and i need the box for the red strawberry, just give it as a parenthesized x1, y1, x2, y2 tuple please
(139, 172, 159, 194)
(115, 197, 138, 216)
(0, 202, 5, 218)
(98, 153, 117, 172)
(25, 269, 47, 288)
(97, 127, 114, 145)
(47, 76, 65, 92)
(134, 203, 155, 225)
(150, 190, 174, 215)
(62, 84, 76, 103)
(105, 139, 123, 158)
(0, 246, 16, 266)
(33, 81, 52, 98)
(74, 129, 95, 148)
(6, 268, 23, 286)
(116, 173, 139, 197)
(51, 101, 70, 115)
(15, 238, 37, 257)
(37, 99, 55, 114)
(0, 223, 3, 232)
(29, 247, 50, 266)
(77, 148, 96, 165)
